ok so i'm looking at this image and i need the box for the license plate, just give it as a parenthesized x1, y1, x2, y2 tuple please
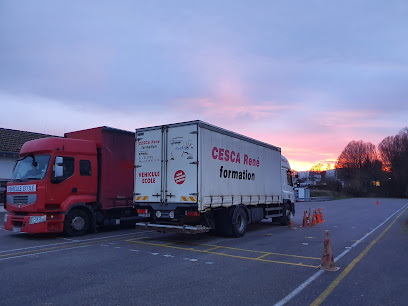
(12, 227, 21, 232)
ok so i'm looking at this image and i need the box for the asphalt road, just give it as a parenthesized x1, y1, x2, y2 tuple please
(1, 198, 407, 305)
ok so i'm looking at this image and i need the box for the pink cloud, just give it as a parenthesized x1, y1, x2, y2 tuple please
(177, 96, 294, 120)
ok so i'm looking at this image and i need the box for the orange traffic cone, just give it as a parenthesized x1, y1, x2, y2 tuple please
(311, 211, 317, 226)
(300, 211, 309, 228)
(288, 212, 297, 229)
(319, 208, 325, 222)
(319, 230, 340, 272)
(308, 208, 312, 226)
(316, 210, 322, 223)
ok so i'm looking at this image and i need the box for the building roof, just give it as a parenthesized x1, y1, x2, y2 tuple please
(0, 128, 55, 156)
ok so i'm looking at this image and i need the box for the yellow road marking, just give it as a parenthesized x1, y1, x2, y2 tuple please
(311, 208, 407, 306)
(138, 238, 320, 259)
(174, 241, 321, 260)
(204, 246, 223, 252)
(160, 242, 177, 246)
(256, 253, 272, 259)
(125, 238, 319, 268)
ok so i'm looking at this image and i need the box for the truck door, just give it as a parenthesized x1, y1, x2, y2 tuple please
(134, 129, 163, 203)
(165, 124, 198, 204)
(47, 156, 76, 206)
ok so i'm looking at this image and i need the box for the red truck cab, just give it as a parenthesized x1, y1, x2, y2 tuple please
(4, 126, 135, 236)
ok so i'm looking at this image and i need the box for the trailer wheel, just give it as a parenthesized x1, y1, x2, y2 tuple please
(231, 206, 248, 238)
(64, 209, 90, 237)
(280, 202, 291, 226)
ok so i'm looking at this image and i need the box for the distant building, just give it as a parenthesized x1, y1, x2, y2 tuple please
(296, 171, 309, 180)
(0, 128, 55, 204)
(325, 169, 337, 180)
(295, 169, 344, 187)
(296, 171, 322, 186)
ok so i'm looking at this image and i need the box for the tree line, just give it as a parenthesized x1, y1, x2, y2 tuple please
(334, 127, 408, 198)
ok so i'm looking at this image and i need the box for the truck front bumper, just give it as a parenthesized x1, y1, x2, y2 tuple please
(4, 213, 64, 234)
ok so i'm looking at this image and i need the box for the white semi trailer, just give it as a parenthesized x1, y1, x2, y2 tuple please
(134, 121, 295, 237)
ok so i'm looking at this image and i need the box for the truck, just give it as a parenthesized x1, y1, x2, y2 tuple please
(134, 120, 295, 237)
(4, 126, 137, 236)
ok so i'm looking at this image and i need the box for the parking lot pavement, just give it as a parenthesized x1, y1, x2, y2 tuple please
(1, 198, 407, 305)
(1, 229, 322, 305)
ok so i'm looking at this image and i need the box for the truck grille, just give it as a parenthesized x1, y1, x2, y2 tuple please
(7, 195, 37, 205)
(10, 215, 25, 227)
(13, 195, 29, 204)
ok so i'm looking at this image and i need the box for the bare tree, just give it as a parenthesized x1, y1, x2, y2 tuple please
(378, 127, 408, 197)
(310, 163, 332, 173)
(310, 163, 325, 173)
(336, 140, 377, 169)
(336, 140, 382, 195)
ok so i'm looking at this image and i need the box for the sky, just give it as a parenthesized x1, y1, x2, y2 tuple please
(1, 1, 407, 171)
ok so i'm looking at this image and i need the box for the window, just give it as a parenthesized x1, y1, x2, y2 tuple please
(80, 160, 92, 176)
(12, 155, 51, 181)
(287, 170, 293, 187)
(52, 157, 75, 183)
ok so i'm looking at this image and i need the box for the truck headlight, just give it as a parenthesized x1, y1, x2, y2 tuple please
(4, 214, 8, 223)
(29, 215, 46, 225)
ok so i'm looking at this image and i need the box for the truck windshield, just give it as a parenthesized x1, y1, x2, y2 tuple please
(11, 155, 51, 181)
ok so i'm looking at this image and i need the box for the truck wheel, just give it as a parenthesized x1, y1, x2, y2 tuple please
(280, 202, 290, 225)
(64, 209, 90, 237)
(231, 207, 248, 238)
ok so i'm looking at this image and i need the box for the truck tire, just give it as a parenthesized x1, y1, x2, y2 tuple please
(280, 202, 291, 225)
(64, 209, 90, 237)
(231, 206, 248, 238)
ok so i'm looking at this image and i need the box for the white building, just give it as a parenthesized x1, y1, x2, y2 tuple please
(296, 171, 322, 186)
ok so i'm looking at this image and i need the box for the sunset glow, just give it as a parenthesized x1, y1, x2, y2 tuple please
(1, 2, 407, 172)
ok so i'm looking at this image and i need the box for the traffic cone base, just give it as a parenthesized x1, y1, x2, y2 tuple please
(319, 264, 340, 272)
(319, 230, 340, 272)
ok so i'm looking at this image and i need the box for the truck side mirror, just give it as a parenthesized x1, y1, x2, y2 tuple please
(55, 156, 64, 178)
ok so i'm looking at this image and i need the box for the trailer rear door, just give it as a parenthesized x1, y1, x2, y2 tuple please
(134, 128, 163, 203)
(165, 124, 198, 204)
